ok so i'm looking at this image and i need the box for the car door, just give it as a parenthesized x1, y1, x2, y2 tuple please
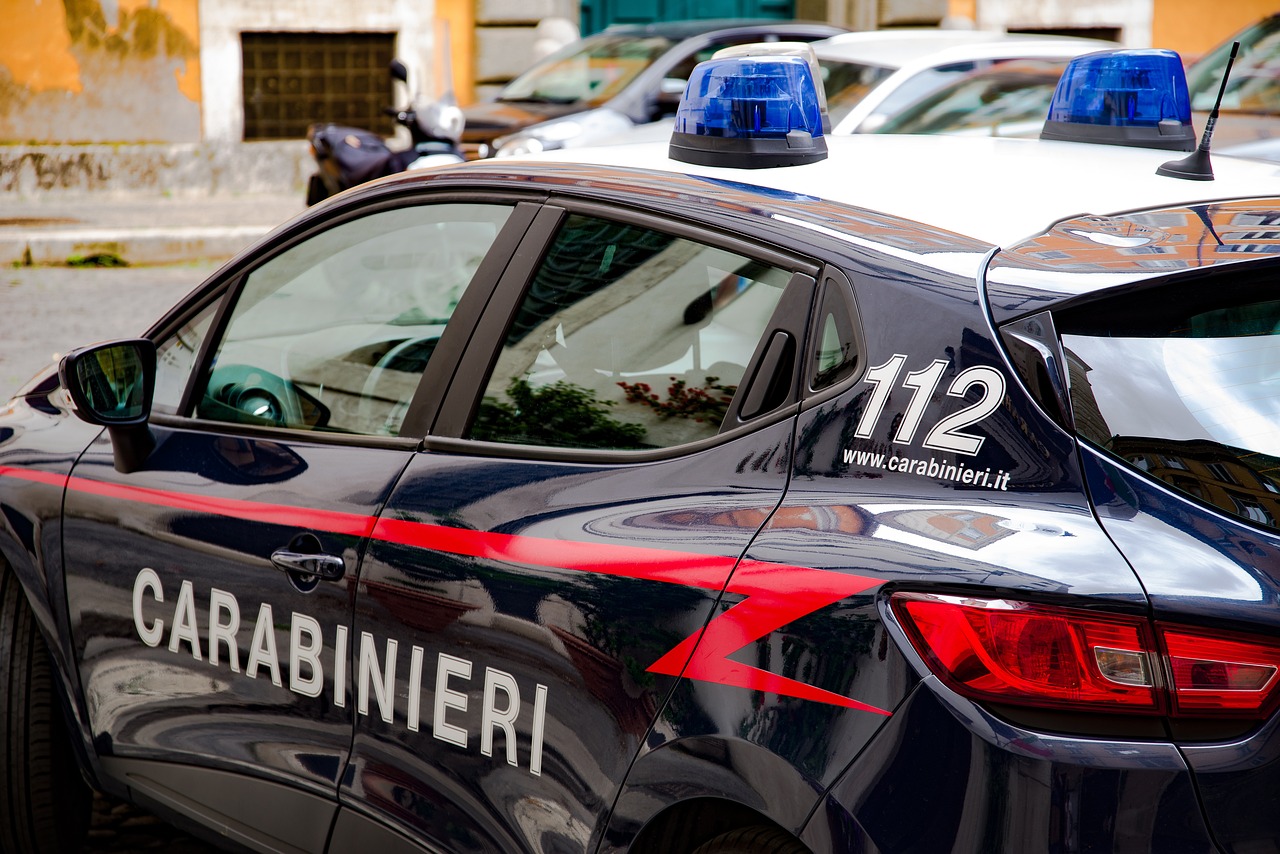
(329, 202, 820, 852)
(60, 197, 529, 853)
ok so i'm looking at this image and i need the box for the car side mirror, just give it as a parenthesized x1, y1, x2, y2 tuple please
(60, 339, 157, 473)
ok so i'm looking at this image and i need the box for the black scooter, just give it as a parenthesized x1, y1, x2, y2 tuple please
(305, 59, 464, 205)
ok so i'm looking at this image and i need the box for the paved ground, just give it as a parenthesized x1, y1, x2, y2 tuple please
(87, 790, 223, 853)
(2, 193, 302, 853)
(1, 262, 215, 396)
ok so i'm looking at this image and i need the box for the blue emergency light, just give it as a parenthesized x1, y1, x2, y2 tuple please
(669, 54, 828, 169)
(1040, 49, 1196, 151)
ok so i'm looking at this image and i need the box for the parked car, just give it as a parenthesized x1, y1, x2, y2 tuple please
(9, 45, 1280, 854)
(813, 30, 1117, 134)
(579, 30, 1115, 149)
(866, 57, 1074, 137)
(462, 18, 847, 158)
(1187, 13, 1280, 158)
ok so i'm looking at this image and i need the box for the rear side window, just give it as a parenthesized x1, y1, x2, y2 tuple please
(468, 213, 793, 451)
(1060, 280, 1280, 529)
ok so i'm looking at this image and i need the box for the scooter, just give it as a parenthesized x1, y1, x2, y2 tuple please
(305, 58, 465, 205)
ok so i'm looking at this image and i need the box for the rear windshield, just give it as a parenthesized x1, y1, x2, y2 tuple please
(1059, 274, 1280, 528)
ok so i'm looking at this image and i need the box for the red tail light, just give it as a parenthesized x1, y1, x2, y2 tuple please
(891, 592, 1280, 720)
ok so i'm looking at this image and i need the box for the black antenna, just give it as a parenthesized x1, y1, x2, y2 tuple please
(1157, 41, 1240, 180)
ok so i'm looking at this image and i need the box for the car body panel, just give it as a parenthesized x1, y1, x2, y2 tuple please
(11, 109, 1280, 853)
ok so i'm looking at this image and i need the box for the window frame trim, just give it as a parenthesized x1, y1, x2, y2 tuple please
(428, 198, 822, 461)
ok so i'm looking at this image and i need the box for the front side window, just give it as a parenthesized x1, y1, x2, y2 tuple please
(196, 203, 511, 436)
(1061, 281, 1280, 529)
(468, 214, 793, 451)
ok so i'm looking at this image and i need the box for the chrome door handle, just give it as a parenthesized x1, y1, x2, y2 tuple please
(270, 547, 346, 581)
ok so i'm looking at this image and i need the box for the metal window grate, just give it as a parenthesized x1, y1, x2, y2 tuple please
(241, 32, 396, 140)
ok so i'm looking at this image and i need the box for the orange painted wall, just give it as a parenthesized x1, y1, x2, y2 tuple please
(1153, 0, 1273, 60)
(0, 0, 201, 143)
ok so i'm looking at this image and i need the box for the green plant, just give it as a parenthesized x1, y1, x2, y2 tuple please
(471, 377, 647, 450)
(618, 376, 737, 423)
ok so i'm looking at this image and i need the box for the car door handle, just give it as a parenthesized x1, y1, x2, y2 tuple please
(270, 547, 346, 581)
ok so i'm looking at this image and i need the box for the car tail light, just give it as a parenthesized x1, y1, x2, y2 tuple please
(891, 592, 1280, 720)
(1161, 627, 1280, 716)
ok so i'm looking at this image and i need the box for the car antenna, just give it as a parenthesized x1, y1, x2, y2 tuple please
(1157, 41, 1240, 180)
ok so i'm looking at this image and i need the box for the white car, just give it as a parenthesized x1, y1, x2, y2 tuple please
(578, 29, 1117, 149)
(813, 29, 1117, 134)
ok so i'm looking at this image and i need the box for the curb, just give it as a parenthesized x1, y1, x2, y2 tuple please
(0, 225, 275, 267)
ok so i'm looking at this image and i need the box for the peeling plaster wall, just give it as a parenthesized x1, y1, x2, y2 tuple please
(973, 0, 1153, 47)
(199, 0, 438, 144)
(0, 0, 201, 143)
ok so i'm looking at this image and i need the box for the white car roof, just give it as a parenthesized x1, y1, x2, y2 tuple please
(522, 133, 1280, 264)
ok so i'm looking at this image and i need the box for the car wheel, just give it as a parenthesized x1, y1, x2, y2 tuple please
(690, 826, 811, 854)
(0, 563, 91, 854)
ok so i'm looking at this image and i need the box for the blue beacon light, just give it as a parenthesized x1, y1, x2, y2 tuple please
(1040, 49, 1196, 151)
(669, 54, 828, 169)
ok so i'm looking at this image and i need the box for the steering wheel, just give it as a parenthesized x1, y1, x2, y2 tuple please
(201, 364, 330, 430)
(356, 337, 440, 435)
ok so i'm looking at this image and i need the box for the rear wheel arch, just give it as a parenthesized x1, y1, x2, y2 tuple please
(628, 798, 809, 854)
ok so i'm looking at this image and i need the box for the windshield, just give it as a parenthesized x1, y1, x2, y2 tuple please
(499, 34, 675, 106)
(1187, 15, 1280, 115)
(876, 60, 1068, 136)
(817, 59, 896, 125)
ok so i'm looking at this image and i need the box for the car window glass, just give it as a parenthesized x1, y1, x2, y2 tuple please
(1061, 290, 1280, 529)
(469, 214, 792, 451)
(152, 299, 218, 414)
(857, 60, 985, 132)
(810, 277, 860, 391)
(819, 59, 896, 125)
(195, 203, 511, 436)
(876, 59, 1068, 136)
(499, 35, 674, 105)
(1187, 16, 1280, 113)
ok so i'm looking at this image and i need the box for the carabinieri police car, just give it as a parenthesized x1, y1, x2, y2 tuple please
(5, 45, 1280, 854)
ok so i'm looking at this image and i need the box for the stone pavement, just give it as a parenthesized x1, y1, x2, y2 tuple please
(0, 191, 307, 267)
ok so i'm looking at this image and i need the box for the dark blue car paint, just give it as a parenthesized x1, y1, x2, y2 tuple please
(5, 164, 1280, 852)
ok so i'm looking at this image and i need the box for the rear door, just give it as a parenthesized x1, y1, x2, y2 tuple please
(331, 202, 819, 852)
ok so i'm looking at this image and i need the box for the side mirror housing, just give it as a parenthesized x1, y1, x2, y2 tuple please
(59, 339, 157, 473)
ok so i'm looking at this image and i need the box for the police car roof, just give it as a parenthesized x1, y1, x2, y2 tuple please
(517, 133, 1280, 250)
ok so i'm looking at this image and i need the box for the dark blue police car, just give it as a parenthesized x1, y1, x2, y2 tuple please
(5, 45, 1280, 854)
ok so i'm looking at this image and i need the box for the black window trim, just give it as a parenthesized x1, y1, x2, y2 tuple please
(427, 197, 822, 463)
(147, 189, 545, 445)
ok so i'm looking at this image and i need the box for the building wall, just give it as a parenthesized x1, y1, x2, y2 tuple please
(0, 0, 201, 143)
(967, 0, 1152, 46)
(199, 0, 439, 144)
(1152, 0, 1273, 61)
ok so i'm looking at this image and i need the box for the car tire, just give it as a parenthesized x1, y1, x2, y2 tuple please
(690, 826, 811, 854)
(0, 563, 91, 854)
